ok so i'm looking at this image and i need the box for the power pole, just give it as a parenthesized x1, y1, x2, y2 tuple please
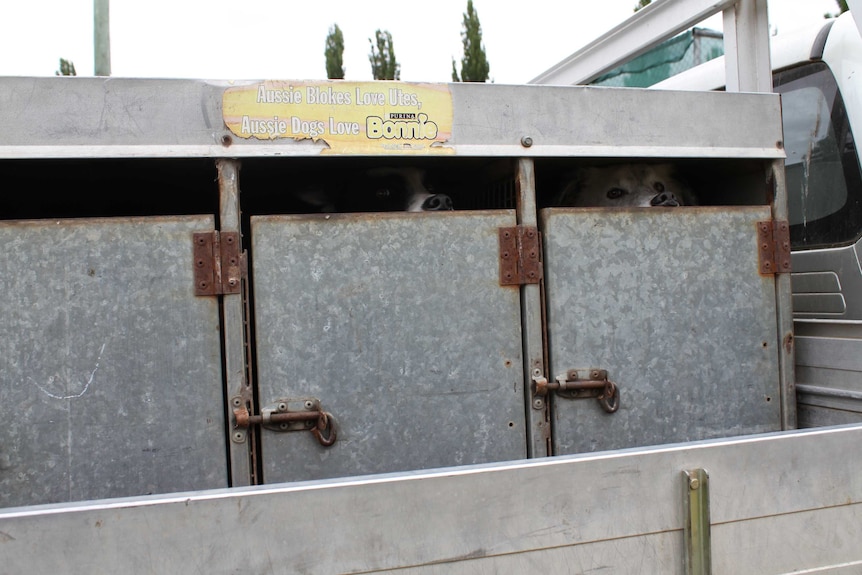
(94, 0, 111, 76)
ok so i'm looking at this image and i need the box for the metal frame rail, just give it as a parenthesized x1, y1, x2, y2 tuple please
(1, 424, 860, 574)
(530, 0, 772, 93)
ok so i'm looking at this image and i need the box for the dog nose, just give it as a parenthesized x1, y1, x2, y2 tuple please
(422, 194, 454, 211)
(650, 191, 680, 207)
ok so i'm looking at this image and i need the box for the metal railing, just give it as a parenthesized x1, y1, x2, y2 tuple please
(529, 0, 771, 93)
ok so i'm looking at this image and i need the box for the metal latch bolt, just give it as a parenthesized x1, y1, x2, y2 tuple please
(533, 369, 620, 413)
(233, 398, 337, 447)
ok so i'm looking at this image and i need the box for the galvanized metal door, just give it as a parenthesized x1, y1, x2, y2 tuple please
(251, 211, 526, 483)
(0, 217, 227, 507)
(541, 207, 783, 454)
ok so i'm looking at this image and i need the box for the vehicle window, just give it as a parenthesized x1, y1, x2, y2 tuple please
(774, 62, 862, 249)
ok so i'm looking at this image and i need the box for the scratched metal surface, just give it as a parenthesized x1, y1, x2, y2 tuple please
(251, 210, 526, 483)
(2, 425, 861, 574)
(542, 206, 783, 454)
(0, 77, 782, 160)
(0, 216, 226, 508)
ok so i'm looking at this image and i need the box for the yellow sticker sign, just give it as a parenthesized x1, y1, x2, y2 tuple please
(223, 81, 454, 154)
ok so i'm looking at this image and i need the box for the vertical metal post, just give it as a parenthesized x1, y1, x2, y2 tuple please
(515, 158, 551, 457)
(94, 0, 111, 76)
(218, 159, 254, 486)
(683, 468, 712, 575)
(769, 160, 797, 430)
(723, 0, 771, 92)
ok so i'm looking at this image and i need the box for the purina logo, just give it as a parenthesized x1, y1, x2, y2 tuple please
(366, 113, 438, 140)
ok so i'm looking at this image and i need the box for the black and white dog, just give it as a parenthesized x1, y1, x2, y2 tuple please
(297, 167, 453, 213)
(556, 163, 695, 207)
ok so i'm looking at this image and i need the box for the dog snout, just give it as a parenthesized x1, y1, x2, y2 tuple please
(650, 191, 681, 207)
(422, 193, 454, 211)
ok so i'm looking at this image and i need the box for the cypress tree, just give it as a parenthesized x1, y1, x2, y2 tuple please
(457, 0, 490, 82)
(325, 24, 345, 79)
(368, 30, 400, 80)
(55, 58, 77, 76)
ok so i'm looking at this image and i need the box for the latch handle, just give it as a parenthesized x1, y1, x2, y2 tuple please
(533, 369, 620, 414)
(233, 399, 337, 447)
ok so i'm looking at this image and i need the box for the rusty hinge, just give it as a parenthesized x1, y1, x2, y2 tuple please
(757, 220, 791, 275)
(194, 231, 246, 296)
(499, 226, 543, 285)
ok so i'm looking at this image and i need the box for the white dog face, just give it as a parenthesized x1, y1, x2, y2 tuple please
(556, 163, 694, 207)
(366, 167, 453, 212)
(296, 167, 453, 213)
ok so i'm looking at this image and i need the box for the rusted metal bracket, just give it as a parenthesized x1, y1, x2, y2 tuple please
(757, 220, 791, 275)
(499, 226, 543, 285)
(232, 397, 337, 447)
(533, 368, 620, 414)
(194, 231, 246, 296)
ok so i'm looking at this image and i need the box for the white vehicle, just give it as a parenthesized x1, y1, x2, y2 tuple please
(1, 2, 860, 573)
(656, 9, 862, 429)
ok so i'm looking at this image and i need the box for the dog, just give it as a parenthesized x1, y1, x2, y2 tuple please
(295, 167, 454, 213)
(555, 163, 695, 207)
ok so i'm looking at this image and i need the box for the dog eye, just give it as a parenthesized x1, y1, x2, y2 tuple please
(376, 188, 391, 199)
(607, 188, 626, 199)
(653, 182, 665, 193)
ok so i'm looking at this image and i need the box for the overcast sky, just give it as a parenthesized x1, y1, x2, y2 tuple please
(0, 0, 844, 84)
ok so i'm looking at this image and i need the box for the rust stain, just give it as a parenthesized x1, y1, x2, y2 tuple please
(784, 332, 794, 354)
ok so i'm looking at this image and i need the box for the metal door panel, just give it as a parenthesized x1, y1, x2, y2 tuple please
(0, 216, 226, 507)
(251, 211, 526, 482)
(542, 207, 782, 454)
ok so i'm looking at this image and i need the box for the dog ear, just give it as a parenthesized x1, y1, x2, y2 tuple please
(294, 186, 336, 212)
(682, 189, 698, 206)
(555, 168, 588, 206)
(664, 165, 698, 206)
